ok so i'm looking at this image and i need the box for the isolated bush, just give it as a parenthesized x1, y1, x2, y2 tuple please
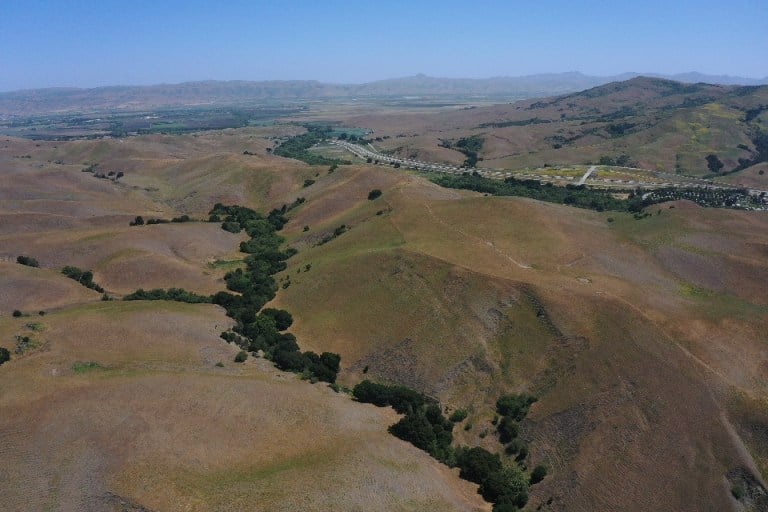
(368, 189, 382, 200)
(706, 154, 724, 173)
(16, 255, 39, 267)
(234, 350, 248, 363)
(12, 310, 22, 317)
(0, 347, 10, 365)
(449, 409, 468, 422)
(530, 464, 548, 484)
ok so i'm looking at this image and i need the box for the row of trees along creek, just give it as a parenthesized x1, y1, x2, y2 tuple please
(123, 203, 340, 383)
(353, 380, 546, 511)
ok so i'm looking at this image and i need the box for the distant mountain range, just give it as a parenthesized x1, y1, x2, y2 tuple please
(1, 72, 766, 116)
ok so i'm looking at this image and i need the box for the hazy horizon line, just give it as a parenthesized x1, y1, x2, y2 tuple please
(3, 70, 768, 94)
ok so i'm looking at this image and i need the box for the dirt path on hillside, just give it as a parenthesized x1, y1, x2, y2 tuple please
(423, 202, 532, 269)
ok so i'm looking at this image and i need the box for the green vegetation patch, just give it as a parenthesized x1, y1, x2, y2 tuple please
(432, 173, 765, 211)
(353, 381, 544, 510)
(25, 322, 45, 332)
(432, 173, 644, 212)
(120, 202, 341, 384)
(440, 135, 484, 167)
(206, 259, 244, 270)
(274, 125, 351, 166)
(14, 334, 41, 354)
(62, 265, 105, 293)
(123, 288, 212, 303)
(72, 361, 106, 374)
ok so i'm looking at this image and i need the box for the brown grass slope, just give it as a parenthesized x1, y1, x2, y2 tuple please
(0, 131, 319, 297)
(3, 127, 768, 511)
(0, 301, 487, 511)
(272, 164, 768, 511)
(0, 137, 490, 511)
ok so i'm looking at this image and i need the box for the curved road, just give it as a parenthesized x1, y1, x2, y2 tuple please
(331, 140, 766, 197)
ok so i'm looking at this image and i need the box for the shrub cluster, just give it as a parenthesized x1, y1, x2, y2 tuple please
(273, 125, 350, 166)
(316, 224, 348, 246)
(123, 288, 211, 303)
(0, 346, 10, 365)
(130, 214, 194, 226)
(440, 135, 484, 167)
(455, 447, 529, 510)
(433, 172, 765, 212)
(121, 203, 340, 384)
(432, 173, 645, 213)
(353, 380, 453, 461)
(354, 382, 546, 511)
(495, 394, 537, 464)
(16, 255, 39, 267)
(61, 266, 104, 293)
(209, 204, 340, 383)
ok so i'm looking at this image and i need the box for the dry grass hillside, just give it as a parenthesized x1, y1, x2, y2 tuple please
(1, 110, 767, 512)
(0, 134, 491, 511)
(271, 164, 768, 511)
(337, 78, 768, 180)
(0, 302, 486, 512)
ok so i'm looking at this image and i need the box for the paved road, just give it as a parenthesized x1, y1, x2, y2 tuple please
(577, 166, 596, 186)
(331, 140, 766, 196)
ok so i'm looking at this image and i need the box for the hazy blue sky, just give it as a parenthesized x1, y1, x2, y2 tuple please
(1, 0, 766, 91)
